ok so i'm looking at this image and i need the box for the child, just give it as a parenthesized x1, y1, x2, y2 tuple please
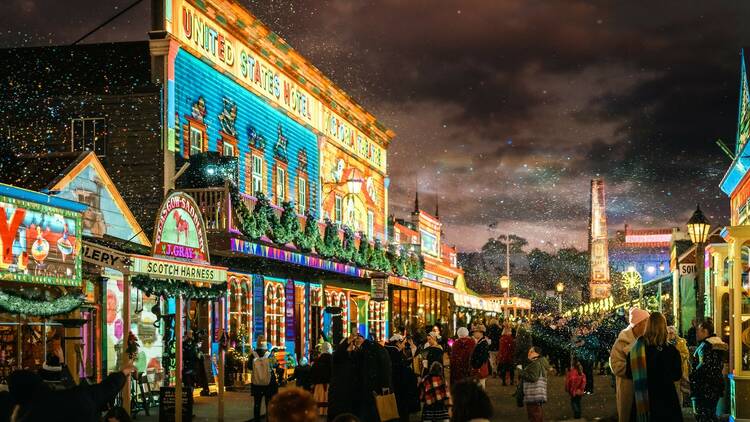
(419, 361, 450, 422)
(565, 358, 587, 419)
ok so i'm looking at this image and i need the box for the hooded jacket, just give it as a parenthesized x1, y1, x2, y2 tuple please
(610, 326, 636, 422)
(690, 335, 728, 402)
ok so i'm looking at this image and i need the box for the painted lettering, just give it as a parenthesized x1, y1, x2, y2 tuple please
(0, 208, 25, 264)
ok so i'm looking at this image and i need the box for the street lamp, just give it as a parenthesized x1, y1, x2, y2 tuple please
(499, 275, 510, 319)
(687, 204, 711, 322)
(556, 282, 565, 314)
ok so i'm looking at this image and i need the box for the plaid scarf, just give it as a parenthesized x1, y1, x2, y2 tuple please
(629, 338, 649, 422)
(419, 375, 449, 405)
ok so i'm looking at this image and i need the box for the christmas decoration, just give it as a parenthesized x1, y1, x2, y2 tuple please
(319, 220, 343, 259)
(341, 226, 357, 262)
(0, 290, 84, 316)
(126, 331, 140, 360)
(131, 274, 228, 300)
(296, 209, 322, 253)
(271, 201, 300, 245)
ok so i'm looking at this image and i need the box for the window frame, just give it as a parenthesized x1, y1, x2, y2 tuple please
(297, 177, 307, 215)
(70, 117, 107, 157)
(334, 195, 343, 225)
(273, 162, 288, 205)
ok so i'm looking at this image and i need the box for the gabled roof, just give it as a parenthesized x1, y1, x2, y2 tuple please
(0, 151, 150, 246)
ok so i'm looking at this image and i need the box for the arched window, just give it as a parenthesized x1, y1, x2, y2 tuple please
(265, 280, 286, 349)
(228, 276, 252, 348)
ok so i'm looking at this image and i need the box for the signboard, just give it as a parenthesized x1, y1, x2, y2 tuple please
(158, 386, 193, 422)
(81, 241, 130, 273)
(129, 256, 227, 284)
(370, 276, 388, 301)
(679, 264, 696, 276)
(167, 0, 386, 173)
(0, 195, 82, 286)
(153, 191, 210, 264)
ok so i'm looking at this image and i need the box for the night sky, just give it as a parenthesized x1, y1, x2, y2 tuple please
(3, 0, 750, 251)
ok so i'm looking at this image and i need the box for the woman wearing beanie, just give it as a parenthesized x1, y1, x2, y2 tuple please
(450, 327, 476, 385)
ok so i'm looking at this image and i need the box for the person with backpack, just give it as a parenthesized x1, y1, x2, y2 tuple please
(251, 335, 276, 422)
(565, 358, 587, 419)
(691, 319, 728, 422)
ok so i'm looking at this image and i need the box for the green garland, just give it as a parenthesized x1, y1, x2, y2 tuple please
(228, 183, 424, 280)
(0, 290, 84, 317)
(131, 275, 228, 300)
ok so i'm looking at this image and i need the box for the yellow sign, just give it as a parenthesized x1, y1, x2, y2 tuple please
(129, 255, 227, 284)
(169, 0, 386, 173)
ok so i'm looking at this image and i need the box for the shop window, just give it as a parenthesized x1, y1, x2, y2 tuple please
(252, 154, 264, 196)
(334, 195, 343, 225)
(367, 210, 374, 239)
(297, 177, 307, 214)
(229, 277, 252, 347)
(368, 300, 386, 342)
(265, 281, 285, 349)
(71, 117, 107, 157)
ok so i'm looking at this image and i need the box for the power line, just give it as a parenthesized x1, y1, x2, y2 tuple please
(71, 0, 145, 46)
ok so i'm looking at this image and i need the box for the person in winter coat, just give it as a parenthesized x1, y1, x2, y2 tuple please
(498, 325, 516, 386)
(450, 379, 493, 422)
(8, 359, 135, 422)
(574, 325, 599, 394)
(352, 334, 393, 421)
(625, 311, 683, 421)
(311, 342, 333, 418)
(690, 319, 728, 422)
(422, 332, 445, 377)
(387, 334, 419, 422)
(419, 362, 450, 422)
(470, 324, 491, 389)
(486, 319, 502, 377)
(514, 323, 533, 384)
(610, 307, 649, 422)
(520, 346, 551, 422)
(328, 336, 357, 420)
(565, 358, 587, 419)
(668, 326, 691, 406)
(450, 327, 476, 385)
(291, 357, 313, 391)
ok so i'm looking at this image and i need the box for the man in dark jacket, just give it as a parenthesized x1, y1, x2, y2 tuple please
(690, 319, 728, 422)
(386, 334, 418, 422)
(328, 336, 356, 420)
(486, 319, 502, 377)
(470, 324, 491, 389)
(353, 334, 393, 421)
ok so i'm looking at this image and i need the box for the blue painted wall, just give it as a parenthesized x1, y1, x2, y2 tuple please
(173, 50, 319, 215)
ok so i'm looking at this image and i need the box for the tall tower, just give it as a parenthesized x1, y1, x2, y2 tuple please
(589, 178, 611, 299)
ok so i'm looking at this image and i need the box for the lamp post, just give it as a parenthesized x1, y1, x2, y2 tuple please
(556, 282, 565, 314)
(499, 275, 510, 319)
(687, 204, 711, 322)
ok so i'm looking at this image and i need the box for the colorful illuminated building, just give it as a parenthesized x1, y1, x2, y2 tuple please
(716, 49, 750, 421)
(589, 178, 611, 299)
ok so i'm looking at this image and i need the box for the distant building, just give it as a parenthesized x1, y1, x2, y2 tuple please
(609, 225, 682, 278)
(589, 179, 611, 299)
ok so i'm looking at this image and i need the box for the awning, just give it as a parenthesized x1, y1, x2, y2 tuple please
(388, 276, 420, 290)
(421, 279, 457, 294)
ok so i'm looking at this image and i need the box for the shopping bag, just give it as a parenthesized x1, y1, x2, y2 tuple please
(374, 389, 400, 421)
(313, 383, 329, 416)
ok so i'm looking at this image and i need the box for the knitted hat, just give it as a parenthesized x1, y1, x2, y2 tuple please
(457, 327, 469, 338)
(628, 307, 650, 327)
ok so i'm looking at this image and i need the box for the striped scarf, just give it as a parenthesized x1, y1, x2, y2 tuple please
(629, 338, 649, 422)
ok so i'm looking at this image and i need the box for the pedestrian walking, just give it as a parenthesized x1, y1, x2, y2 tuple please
(311, 342, 333, 419)
(498, 324, 515, 386)
(565, 358, 587, 419)
(470, 324, 491, 388)
(251, 335, 278, 422)
(574, 325, 599, 394)
(419, 362, 450, 422)
(450, 327, 476, 385)
(610, 307, 649, 422)
(268, 386, 318, 422)
(520, 346, 550, 422)
(625, 311, 683, 421)
(328, 336, 356, 420)
(387, 334, 419, 422)
(486, 318, 502, 377)
(352, 334, 393, 421)
(292, 357, 313, 392)
(422, 331, 445, 376)
(450, 379, 493, 422)
(667, 326, 691, 406)
(690, 319, 728, 422)
(514, 322, 533, 384)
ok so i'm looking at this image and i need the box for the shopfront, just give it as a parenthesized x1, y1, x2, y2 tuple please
(0, 184, 87, 381)
(388, 276, 420, 335)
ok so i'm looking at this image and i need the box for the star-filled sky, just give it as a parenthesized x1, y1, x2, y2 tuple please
(3, 0, 750, 251)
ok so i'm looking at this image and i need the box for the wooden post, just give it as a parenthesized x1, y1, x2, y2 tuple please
(16, 314, 22, 369)
(175, 295, 183, 422)
(218, 297, 225, 421)
(122, 274, 131, 415)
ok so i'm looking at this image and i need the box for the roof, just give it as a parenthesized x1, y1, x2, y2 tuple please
(0, 151, 84, 192)
(0, 183, 86, 213)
